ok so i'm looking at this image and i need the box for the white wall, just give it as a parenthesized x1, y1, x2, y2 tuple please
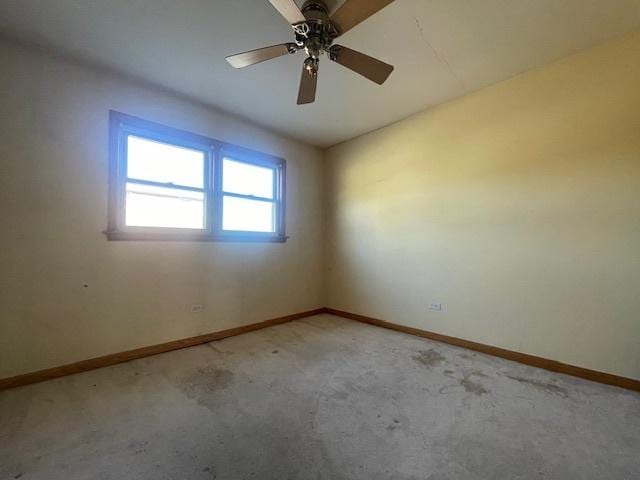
(324, 32, 640, 380)
(0, 39, 324, 378)
(2, 32, 639, 383)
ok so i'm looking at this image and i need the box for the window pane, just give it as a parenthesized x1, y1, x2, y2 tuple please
(125, 183, 205, 229)
(127, 135, 205, 188)
(223, 158, 274, 199)
(223, 196, 275, 233)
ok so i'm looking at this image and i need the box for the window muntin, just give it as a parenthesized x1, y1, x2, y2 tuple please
(222, 158, 274, 199)
(125, 183, 205, 229)
(107, 111, 286, 242)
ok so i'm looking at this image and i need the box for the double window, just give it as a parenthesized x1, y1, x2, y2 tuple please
(106, 111, 286, 242)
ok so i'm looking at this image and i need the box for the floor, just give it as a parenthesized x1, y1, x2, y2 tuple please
(1, 315, 639, 480)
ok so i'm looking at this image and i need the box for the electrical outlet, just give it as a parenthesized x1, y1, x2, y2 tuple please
(429, 303, 442, 312)
(190, 304, 204, 313)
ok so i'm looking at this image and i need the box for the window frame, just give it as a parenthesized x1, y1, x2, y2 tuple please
(106, 111, 287, 243)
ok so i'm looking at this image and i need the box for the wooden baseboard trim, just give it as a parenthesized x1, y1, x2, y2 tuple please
(0, 308, 325, 391)
(326, 308, 640, 392)
(4, 307, 638, 393)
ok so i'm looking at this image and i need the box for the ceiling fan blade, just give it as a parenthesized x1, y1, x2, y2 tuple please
(330, 0, 395, 36)
(226, 43, 297, 68)
(297, 64, 318, 105)
(329, 45, 394, 84)
(268, 0, 306, 25)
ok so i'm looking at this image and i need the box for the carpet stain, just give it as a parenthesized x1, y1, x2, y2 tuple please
(202, 466, 217, 478)
(413, 349, 446, 368)
(330, 390, 349, 401)
(385, 417, 405, 433)
(179, 366, 234, 407)
(439, 370, 490, 396)
(505, 375, 569, 398)
(128, 439, 149, 455)
(460, 375, 489, 396)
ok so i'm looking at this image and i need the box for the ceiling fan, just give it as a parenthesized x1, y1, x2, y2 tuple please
(226, 0, 396, 105)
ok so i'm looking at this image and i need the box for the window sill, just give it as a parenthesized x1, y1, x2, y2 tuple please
(104, 230, 288, 243)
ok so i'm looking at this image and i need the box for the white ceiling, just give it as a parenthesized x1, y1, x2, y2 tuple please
(1, 0, 639, 147)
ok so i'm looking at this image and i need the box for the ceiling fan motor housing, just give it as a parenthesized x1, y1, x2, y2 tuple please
(296, 0, 338, 61)
(301, 1, 330, 21)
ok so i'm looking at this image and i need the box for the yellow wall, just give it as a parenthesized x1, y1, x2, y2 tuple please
(325, 32, 640, 380)
(0, 40, 324, 378)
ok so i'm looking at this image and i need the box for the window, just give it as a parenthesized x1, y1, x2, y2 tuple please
(222, 158, 276, 233)
(125, 136, 206, 230)
(106, 111, 286, 242)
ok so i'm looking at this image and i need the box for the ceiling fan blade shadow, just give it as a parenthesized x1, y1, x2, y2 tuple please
(330, 0, 395, 36)
(268, 0, 306, 25)
(329, 45, 393, 84)
(297, 64, 318, 105)
(226, 43, 297, 68)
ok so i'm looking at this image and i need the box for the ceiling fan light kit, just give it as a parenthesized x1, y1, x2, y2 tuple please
(226, 0, 396, 105)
